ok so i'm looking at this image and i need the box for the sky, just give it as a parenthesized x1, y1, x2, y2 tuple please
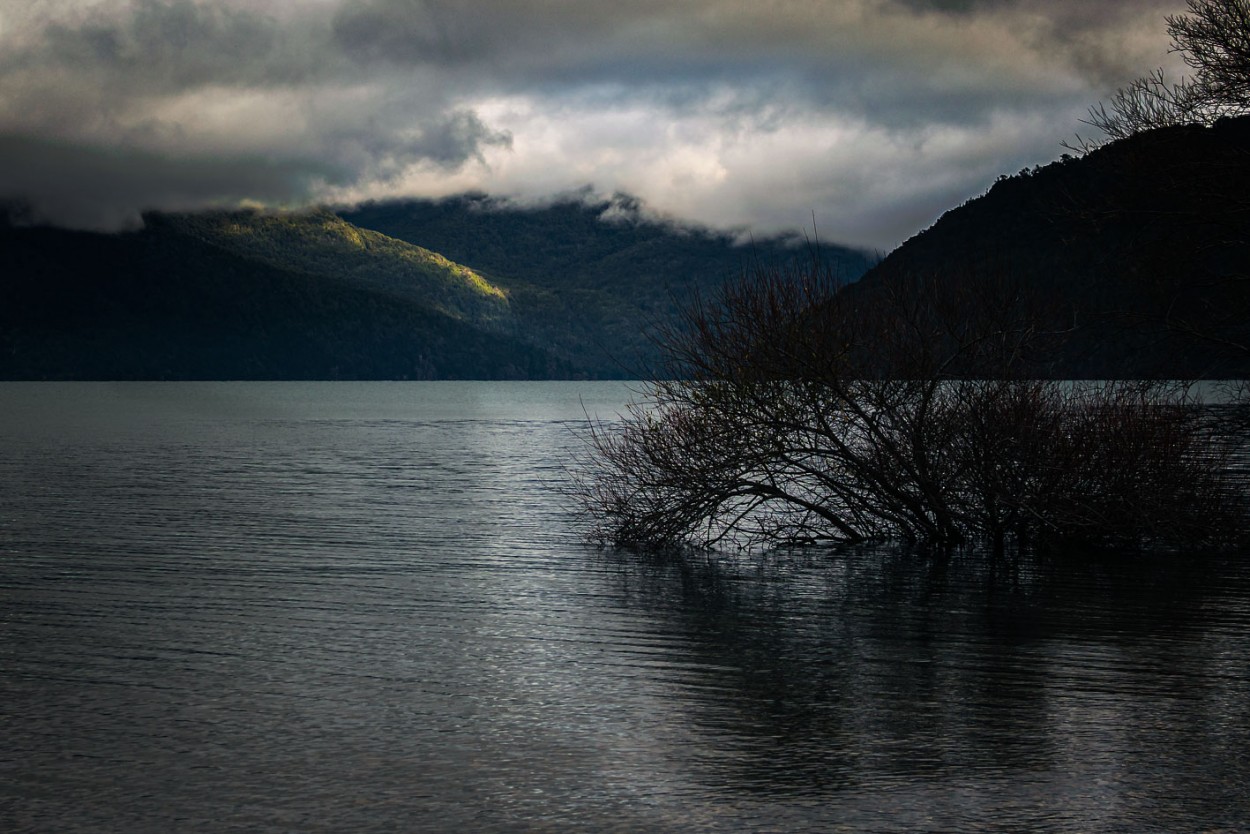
(0, 0, 1190, 250)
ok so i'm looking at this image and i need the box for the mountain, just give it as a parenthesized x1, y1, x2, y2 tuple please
(0, 216, 567, 380)
(1, 196, 871, 380)
(339, 192, 875, 377)
(153, 209, 512, 331)
(849, 115, 1250, 378)
(14, 116, 1237, 384)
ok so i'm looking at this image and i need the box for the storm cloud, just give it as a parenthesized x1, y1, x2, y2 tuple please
(0, 0, 1187, 248)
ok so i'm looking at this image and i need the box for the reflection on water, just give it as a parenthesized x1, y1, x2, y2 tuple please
(2, 382, 1248, 833)
(609, 548, 1250, 829)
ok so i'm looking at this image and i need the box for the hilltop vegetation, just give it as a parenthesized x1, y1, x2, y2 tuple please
(155, 210, 512, 330)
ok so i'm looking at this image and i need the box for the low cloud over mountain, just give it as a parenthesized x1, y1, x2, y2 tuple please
(0, 0, 1184, 248)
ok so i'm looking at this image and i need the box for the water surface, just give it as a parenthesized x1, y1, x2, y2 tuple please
(2, 382, 1248, 832)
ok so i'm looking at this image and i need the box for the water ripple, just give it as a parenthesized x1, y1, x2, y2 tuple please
(2, 382, 1249, 833)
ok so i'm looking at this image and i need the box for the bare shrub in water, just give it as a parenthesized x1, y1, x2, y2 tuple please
(575, 262, 1246, 553)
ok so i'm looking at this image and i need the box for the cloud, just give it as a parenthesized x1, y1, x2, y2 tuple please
(345, 95, 1058, 249)
(39, 0, 284, 89)
(0, 133, 338, 229)
(0, 0, 1192, 247)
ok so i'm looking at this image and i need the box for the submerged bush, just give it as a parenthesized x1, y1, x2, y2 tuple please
(575, 262, 1247, 553)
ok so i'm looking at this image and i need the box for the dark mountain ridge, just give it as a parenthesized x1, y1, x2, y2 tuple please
(851, 115, 1250, 378)
(4, 118, 1244, 382)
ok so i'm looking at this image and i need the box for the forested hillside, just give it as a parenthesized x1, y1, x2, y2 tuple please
(849, 115, 1250, 378)
(340, 192, 875, 377)
(0, 219, 567, 380)
(154, 210, 513, 331)
(2, 196, 870, 379)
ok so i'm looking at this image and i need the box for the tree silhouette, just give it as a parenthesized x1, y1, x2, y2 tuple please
(1072, 0, 1250, 149)
(575, 259, 1246, 554)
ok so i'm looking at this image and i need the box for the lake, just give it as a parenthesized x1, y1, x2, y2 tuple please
(2, 381, 1249, 832)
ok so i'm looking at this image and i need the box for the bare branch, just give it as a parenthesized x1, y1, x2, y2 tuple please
(1068, 0, 1250, 152)
(574, 257, 1247, 554)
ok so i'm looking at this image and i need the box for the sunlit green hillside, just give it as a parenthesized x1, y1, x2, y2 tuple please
(0, 217, 565, 380)
(2, 196, 876, 380)
(341, 193, 875, 376)
(154, 209, 512, 331)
